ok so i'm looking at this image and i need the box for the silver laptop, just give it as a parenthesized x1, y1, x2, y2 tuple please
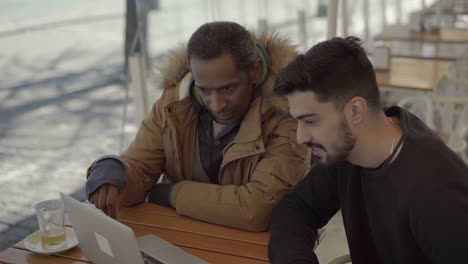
(60, 193, 207, 264)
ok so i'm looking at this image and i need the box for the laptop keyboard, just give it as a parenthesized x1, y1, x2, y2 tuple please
(142, 251, 164, 264)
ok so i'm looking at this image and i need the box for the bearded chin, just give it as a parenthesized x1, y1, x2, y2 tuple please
(317, 117, 356, 168)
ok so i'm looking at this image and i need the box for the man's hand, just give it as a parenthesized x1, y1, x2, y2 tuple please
(89, 184, 120, 219)
(148, 183, 176, 208)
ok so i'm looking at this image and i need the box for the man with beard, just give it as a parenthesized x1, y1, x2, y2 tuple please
(268, 36, 468, 263)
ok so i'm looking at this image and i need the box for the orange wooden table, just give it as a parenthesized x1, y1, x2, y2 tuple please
(373, 25, 468, 61)
(375, 57, 452, 91)
(379, 41, 467, 61)
(375, 24, 468, 44)
(0, 203, 270, 264)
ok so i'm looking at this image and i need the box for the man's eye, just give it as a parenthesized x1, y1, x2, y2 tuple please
(199, 88, 209, 95)
(304, 120, 316, 125)
(222, 86, 232, 92)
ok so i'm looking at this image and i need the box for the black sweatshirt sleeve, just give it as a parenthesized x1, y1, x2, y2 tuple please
(408, 181, 468, 264)
(269, 166, 341, 264)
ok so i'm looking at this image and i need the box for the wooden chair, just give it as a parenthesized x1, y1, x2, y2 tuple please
(397, 47, 468, 163)
(398, 93, 468, 163)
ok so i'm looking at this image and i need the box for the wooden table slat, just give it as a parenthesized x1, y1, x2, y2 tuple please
(14, 241, 87, 262)
(180, 246, 269, 264)
(123, 203, 182, 218)
(13, 236, 269, 264)
(374, 41, 468, 61)
(0, 248, 90, 264)
(374, 25, 468, 43)
(119, 207, 270, 245)
(126, 222, 269, 261)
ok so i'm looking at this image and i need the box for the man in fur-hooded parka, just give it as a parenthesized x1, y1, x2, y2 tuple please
(85, 21, 309, 231)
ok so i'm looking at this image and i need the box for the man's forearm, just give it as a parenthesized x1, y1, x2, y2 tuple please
(269, 193, 320, 264)
(172, 181, 275, 231)
(85, 157, 127, 198)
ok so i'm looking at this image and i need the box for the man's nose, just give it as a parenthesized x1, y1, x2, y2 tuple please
(296, 122, 312, 145)
(210, 93, 226, 113)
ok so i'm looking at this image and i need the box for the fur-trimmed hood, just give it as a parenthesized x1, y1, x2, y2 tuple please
(155, 32, 298, 112)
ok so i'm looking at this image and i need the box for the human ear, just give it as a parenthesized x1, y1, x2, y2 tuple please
(344, 96, 367, 125)
(249, 58, 262, 84)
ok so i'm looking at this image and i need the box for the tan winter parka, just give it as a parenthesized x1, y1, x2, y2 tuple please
(114, 33, 309, 231)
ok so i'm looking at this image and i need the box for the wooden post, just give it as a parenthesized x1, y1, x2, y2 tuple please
(298, 9, 308, 49)
(363, 0, 370, 40)
(396, 0, 402, 25)
(381, 0, 387, 27)
(435, 0, 442, 29)
(128, 54, 149, 123)
(327, 0, 339, 39)
(257, 19, 268, 34)
(341, 0, 348, 37)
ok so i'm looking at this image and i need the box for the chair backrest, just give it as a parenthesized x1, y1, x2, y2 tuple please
(397, 47, 468, 163)
(397, 93, 468, 163)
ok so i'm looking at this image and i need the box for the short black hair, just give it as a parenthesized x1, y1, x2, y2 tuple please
(187, 21, 257, 72)
(273, 36, 381, 111)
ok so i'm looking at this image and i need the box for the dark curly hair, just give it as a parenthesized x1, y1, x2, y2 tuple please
(187, 21, 257, 72)
(273, 36, 381, 111)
